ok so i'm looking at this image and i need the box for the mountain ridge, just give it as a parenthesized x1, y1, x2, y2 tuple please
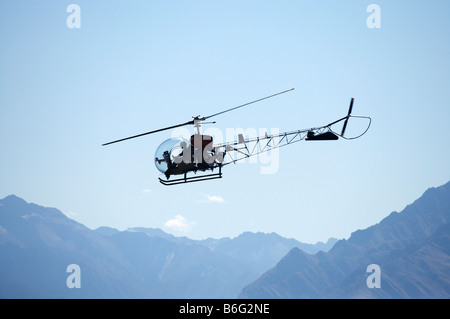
(0, 195, 334, 298)
(238, 180, 450, 298)
(118, 227, 337, 272)
(1, 180, 449, 298)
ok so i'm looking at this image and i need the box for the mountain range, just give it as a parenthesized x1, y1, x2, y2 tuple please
(239, 180, 450, 298)
(1, 180, 449, 298)
(0, 195, 335, 298)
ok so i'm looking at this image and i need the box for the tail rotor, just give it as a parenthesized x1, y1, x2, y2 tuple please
(340, 98, 354, 137)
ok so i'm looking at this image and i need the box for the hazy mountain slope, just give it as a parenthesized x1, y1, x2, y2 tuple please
(123, 227, 337, 273)
(3, 179, 447, 299)
(0, 196, 262, 298)
(239, 180, 450, 298)
(325, 222, 450, 298)
(106, 230, 260, 298)
(208, 231, 336, 272)
(104, 228, 337, 296)
(0, 195, 142, 298)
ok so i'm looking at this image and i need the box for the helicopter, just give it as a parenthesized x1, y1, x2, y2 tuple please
(102, 88, 371, 186)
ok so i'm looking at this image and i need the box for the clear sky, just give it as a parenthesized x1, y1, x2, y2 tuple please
(1, 1, 449, 243)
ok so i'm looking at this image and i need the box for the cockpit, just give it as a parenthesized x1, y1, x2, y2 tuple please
(154, 135, 224, 179)
(154, 137, 189, 174)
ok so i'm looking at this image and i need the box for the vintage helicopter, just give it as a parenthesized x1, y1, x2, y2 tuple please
(102, 88, 371, 185)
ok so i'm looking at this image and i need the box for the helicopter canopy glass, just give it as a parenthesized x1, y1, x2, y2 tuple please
(154, 137, 189, 173)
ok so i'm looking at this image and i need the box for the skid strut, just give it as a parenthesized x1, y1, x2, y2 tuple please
(159, 166, 222, 186)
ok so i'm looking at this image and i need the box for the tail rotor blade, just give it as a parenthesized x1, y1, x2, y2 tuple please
(341, 98, 354, 137)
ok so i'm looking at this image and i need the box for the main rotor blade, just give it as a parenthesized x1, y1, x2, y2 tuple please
(103, 88, 295, 146)
(102, 120, 193, 146)
(202, 88, 295, 120)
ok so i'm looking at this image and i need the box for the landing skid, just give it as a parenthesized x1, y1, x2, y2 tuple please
(159, 168, 222, 186)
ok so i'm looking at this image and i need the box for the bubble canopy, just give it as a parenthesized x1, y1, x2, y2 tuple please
(154, 137, 189, 173)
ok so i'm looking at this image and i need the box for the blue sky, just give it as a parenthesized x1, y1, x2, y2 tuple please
(1, 1, 449, 243)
